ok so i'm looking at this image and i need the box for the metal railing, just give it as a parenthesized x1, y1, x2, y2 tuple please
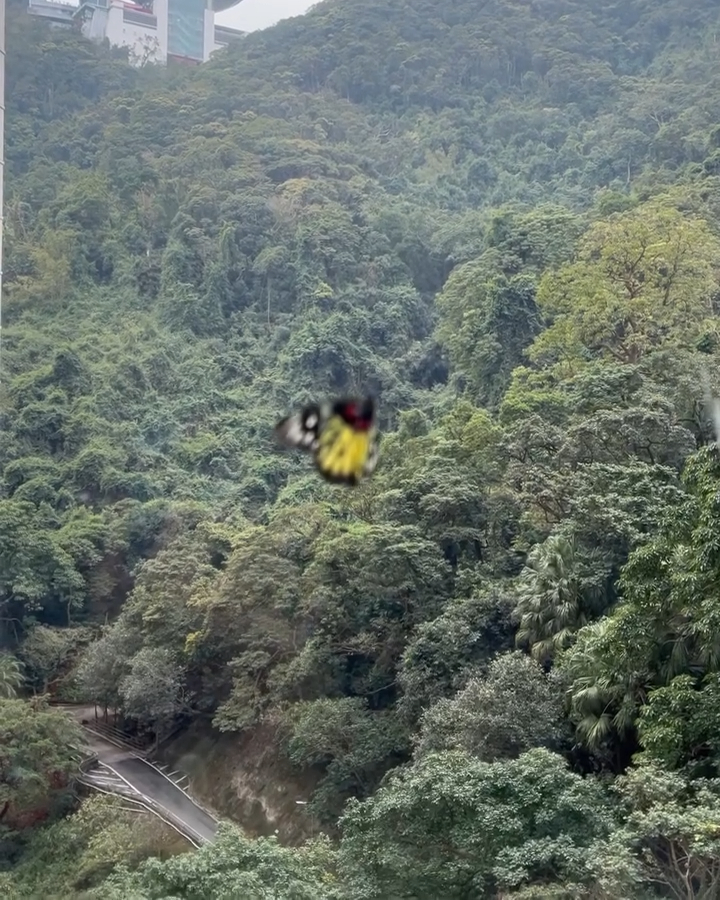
(56, 702, 219, 844)
(77, 753, 206, 847)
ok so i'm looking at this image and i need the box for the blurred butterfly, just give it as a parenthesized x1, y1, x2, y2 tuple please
(275, 396, 380, 486)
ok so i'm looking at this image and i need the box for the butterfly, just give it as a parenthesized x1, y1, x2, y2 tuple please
(275, 396, 380, 486)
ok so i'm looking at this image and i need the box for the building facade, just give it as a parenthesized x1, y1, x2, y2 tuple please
(27, 0, 245, 65)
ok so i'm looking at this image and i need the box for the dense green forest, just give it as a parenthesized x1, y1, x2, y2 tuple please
(5, 0, 720, 894)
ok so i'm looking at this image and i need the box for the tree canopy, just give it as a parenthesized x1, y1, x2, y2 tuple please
(6, 0, 720, 895)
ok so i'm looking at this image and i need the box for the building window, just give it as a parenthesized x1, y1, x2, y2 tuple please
(168, 0, 205, 61)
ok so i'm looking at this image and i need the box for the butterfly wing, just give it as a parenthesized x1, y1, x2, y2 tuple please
(275, 397, 379, 486)
(313, 398, 379, 485)
(274, 403, 328, 453)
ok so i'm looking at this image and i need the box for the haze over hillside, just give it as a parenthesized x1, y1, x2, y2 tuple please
(5, 0, 720, 896)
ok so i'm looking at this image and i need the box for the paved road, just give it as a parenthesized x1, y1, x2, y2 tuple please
(111, 754, 218, 843)
(66, 707, 219, 845)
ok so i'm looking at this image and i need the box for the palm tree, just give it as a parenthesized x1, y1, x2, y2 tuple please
(0, 652, 25, 699)
(514, 532, 610, 665)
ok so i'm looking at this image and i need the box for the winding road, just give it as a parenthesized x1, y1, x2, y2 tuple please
(68, 707, 219, 846)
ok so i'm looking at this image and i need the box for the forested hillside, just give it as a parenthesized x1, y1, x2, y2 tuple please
(5, 0, 720, 895)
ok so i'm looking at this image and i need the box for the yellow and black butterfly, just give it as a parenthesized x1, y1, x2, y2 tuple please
(275, 396, 380, 486)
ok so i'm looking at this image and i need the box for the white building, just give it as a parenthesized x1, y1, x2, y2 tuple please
(27, 0, 245, 65)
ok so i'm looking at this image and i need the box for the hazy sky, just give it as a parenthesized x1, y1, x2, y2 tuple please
(216, 0, 317, 32)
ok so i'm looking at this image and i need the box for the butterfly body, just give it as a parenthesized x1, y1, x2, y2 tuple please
(275, 396, 379, 485)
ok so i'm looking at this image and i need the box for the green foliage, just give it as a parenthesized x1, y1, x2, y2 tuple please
(8, 0, 720, 894)
(338, 748, 625, 899)
(613, 763, 720, 900)
(436, 205, 581, 406)
(637, 674, 720, 771)
(414, 651, 569, 761)
(562, 447, 720, 763)
(397, 588, 516, 720)
(529, 202, 720, 367)
(94, 823, 340, 900)
(0, 653, 24, 699)
(118, 646, 186, 738)
(18, 623, 93, 694)
(0, 697, 84, 847)
(514, 530, 613, 664)
(286, 697, 410, 821)
(1, 794, 186, 897)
